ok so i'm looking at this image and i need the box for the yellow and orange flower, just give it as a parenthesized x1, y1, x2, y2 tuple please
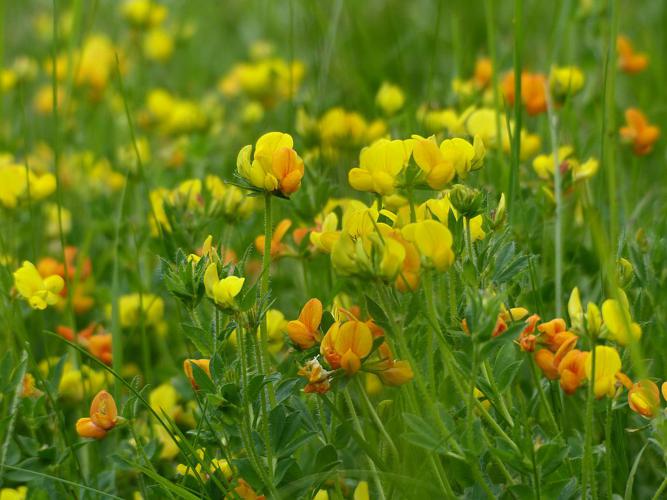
(76, 390, 118, 439)
(320, 320, 373, 375)
(237, 132, 304, 196)
(286, 298, 323, 349)
(628, 379, 661, 419)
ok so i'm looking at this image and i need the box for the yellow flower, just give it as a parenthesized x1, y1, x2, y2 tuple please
(122, 0, 168, 28)
(75, 35, 118, 93)
(439, 136, 485, 179)
(0, 486, 27, 500)
(59, 365, 108, 401)
(401, 219, 454, 272)
(571, 158, 599, 182)
(310, 212, 340, 253)
(532, 146, 574, 179)
(320, 320, 373, 375)
(149, 383, 180, 419)
(353, 481, 370, 500)
(116, 293, 165, 328)
(550, 65, 585, 97)
(348, 138, 413, 196)
(585, 346, 622, 399)
(237, 132, 304, 196)
(266, 309, 288, 354)
(0, 163, 56, 208)
(13, 260, 64, 310)
(411, 135, 455, 189)
(376, 82, 405, 116)
(628, 380, 660, 419)
(143, 28, 174, 62)
(203, 264, 244, 308)
(601, 290, 641, 345)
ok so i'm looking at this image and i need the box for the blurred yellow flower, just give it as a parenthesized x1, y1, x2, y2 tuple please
(376, 82, 405, 116)
(116, 293, 165, 328)
(550, 65, 585, 97)
(144, 28, 174, 62)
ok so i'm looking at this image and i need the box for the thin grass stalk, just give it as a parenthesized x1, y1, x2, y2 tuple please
(509, 0, 523, 222)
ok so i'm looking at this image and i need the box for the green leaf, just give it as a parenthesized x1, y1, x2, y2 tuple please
(181, 323, 213, 356)
(313, 444, 340, 473)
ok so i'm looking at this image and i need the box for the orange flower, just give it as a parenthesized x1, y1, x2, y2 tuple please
(535, 349, 559, 380)
(183, 359, 212, 389)
(628, 380, 661, 419)
(58, 323, 112, 364)
(255, 219, 293, 259)
(76, 390, 118, 439)
(76, 418, 108, 439)
(286, 298, 323, 349)
(620, 108, 660, 156)
(87, 334, 113, 365)
(320, 320, 373, 375)
(518, 314, 540, 352)
(617, 35, 648, 74)
(557, 350, 588, 395)
(502, 71, 547, 115)
(537, 318, 577, 352)
(271, 146, 304, 196)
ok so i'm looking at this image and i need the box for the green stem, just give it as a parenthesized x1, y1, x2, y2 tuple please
(260, 193, 277, 406)
(604, 397, 613, 498)
(355, 378, 399, 463)
(528, 355, 559, 434)
(343, 389, 386, 500)
(509, 0, 523, 223)
(583, 340, 598, 499)
(545, 86, 563, 316)
(652, 478, 667, 500)
(482, 361, 514, 428)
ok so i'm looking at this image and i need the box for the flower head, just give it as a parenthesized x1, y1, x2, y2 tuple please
(628, 380, 660, 419)
(237, 132, 304, 196)
(76, 390, 118, 439)
(376, 82, 405, 116)
(401, 219, 454, 272)
(13, 260, 64, 310)
(203, 264, 244, 309)
(617, 35, 648, 73)
(287, 298, 323, 349)
(619, 108, 660, 156)
(348, 139, 413, 196)
(320, 320, 373, 375)
(585, 346, 622, 399)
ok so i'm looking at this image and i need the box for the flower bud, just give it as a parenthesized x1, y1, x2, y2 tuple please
(448, 184, 484, 218)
